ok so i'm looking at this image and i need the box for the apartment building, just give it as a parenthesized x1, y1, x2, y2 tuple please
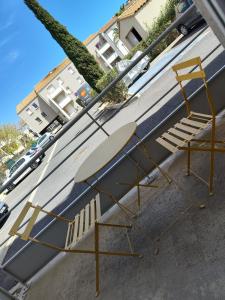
(84, 17, 129, 71)
(17, 59, 85, 134)
(117, 0, 167, 50)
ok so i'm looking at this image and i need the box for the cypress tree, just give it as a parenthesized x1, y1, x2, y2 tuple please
(24, 0, 104, 91)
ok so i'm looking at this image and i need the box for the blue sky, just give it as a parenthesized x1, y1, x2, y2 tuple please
(0, 0, 125, 125)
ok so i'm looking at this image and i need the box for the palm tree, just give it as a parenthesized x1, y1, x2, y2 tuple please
(24, 0, 103, 91)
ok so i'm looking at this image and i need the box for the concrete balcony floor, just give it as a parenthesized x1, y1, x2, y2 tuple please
(24, 116, 225, 300)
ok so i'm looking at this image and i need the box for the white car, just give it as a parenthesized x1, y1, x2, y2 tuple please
(0, 201, 9, 225)
(116, 51, 150, 87)
(3, 154, 43, 192)
(33, 132, 54, 150)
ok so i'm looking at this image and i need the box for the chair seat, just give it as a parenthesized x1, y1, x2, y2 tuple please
(156, 111, 212, 153)
(65, 195, 101, 249)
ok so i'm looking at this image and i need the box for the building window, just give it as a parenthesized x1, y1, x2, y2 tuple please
(47, 84, 56, 95)
(68, 66, 75, 74)
(103, 47, 115, 59)
(95, 36, 107, 49)
(126, 27, 142, 47)
(57, 77, 63, 85)
(41, 112, 48, 117)
(32, 103, 39, 109)
(66, 87, 72, 94)
(26, 108, 33, 115)
(77, 76, 83, 84)
(111, 56, 121, 67)
(35, 117, 42, 124)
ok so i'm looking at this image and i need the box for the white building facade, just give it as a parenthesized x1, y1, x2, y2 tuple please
(118, 0, 167, 51)
(17, 59, 85, 134)
(84, 17, 129, 71)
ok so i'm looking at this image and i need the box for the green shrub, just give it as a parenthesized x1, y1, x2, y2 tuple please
(93, 69, 128, 104)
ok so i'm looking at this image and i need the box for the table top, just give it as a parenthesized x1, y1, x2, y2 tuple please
(74, 122, 137, 183)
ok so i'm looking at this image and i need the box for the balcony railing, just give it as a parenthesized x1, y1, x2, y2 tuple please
(57, 96, 72, 109)
(0, 5, 224, 295)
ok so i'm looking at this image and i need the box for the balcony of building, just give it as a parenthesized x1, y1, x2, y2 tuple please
(0, 4, 225, 300)
(21, 116, 225, 299)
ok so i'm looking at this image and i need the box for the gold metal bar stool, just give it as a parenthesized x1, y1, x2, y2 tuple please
(156, 56, 225, 195)
(8, 197, 141, 297)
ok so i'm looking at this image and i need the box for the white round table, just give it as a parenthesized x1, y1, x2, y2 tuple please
(74, 122, 137, 183)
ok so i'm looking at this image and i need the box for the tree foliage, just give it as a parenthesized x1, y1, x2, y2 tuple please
(0, 125, 20, 143)
(92, 69, 128, 104)
(0, 124, 33, 155)
(24, 0, 104, 91)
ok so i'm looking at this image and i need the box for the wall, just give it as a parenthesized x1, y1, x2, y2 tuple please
(119, 0, 167, 50)
(18, 62, 85, 133)
(119, 16, 146, 51)
(38, 63, 84, 107)
(105, 23, 129, 57)
(136, 0, 167, 31)
(85, 36, 110, 72)
(18, 97, 57, 134)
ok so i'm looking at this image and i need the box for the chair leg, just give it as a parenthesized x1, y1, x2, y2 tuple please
(187, 141, 191, 176)
(137, 184, 141, 210)
(209, 149, 215, 195)
(209, 121, 216, 196)
(95, 223, 100, 297)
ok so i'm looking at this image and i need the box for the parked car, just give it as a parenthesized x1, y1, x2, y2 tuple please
(175, 0, 204, 35)
(2, 154, 43, 192)
(0, 201, 9, 225)
(25, 146, 45, 160)
(116, 51, 150, 87)
(32, 132, 54, 151)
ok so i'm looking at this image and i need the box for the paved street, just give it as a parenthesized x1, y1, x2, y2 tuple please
(0, 26, 224, 262)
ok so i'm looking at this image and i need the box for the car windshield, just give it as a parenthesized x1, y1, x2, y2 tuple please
(9, 158, 25, 176)
(26, 150, 34, 156)
(37, 134, 47, 145)
(177, 1, 190, 13)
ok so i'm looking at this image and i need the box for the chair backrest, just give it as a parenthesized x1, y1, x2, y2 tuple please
(172, 57, 216, 117)
(65, 194, 101, 249)
(9, 202, 42, 241)
(9, 196, 101, 251)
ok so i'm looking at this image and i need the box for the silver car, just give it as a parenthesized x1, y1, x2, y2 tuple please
(3, 154, 42, 192)
(175, 0, 204, 35)
(32, 132, 54, 151)
(0, 201, 9, 225)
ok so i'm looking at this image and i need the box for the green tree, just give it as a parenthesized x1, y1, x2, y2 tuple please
(24, 0, 104, 91)
(92, 69, 128, 104)
(0, 124, 20, 156)
(0, 125, 20, 143)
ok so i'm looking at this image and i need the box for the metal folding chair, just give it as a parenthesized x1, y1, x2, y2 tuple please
(156, 56, 225, 194)
(8, 197, 141, 297)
